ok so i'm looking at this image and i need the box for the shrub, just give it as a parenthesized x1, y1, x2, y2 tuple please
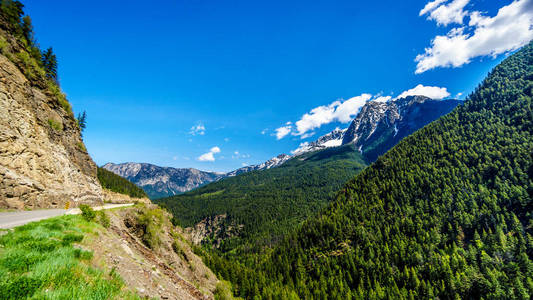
(79, 205, 95, 222)
(214, 280, 237, 300)
(46, 81, 72, 116)
(97, 211, 110, 228)
(47, 119, 63, 131)
(0, 36, 8, 54)
(76, 142, 87, 152)
(172, 239, 186, 260)
(137, 208, 164, 249)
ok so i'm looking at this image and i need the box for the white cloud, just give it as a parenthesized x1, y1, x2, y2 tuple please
(300, 132, 315, 139)
(291, 94, 372, 137)
(261, 129, 268, 135)
(396, 84, 450, 99)
(197, 146, 221, 162)
(372, 96, 392, 103)
(416, 0, 533, 73)
(232, 150, 249, 159)
(275, 124, 292, 140)
(420, 0, 470, 26)
(224, 137, 230, 142)
(420, 0, 447, 16)
(189, 124, 205, 135)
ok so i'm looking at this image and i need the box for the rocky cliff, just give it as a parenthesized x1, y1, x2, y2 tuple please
(341, 95, 461, 161)
(0, 20, 102, 209)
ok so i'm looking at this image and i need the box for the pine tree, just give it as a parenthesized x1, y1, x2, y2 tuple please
(41, 47, 58, 83)
(77, 111, 87, 136)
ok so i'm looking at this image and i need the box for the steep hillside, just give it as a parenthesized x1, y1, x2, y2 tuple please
(156, 145, 368, 253)
(103, 162, 224, 199)
(209, 42, 533, 299)
(97, 166, 149, 202)
(0, 204, 219, 299)
(0, 1, 102, 209)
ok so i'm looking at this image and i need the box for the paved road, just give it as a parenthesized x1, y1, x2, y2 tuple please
(0, 203, 134, 229)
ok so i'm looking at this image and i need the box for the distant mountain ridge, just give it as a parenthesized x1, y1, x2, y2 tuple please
(102, 162, 224, 199)
(225, 154, 291, 177)
(105, 96, 460, 199)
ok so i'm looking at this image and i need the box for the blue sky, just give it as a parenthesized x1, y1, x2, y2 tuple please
(24, 0, 532, 172)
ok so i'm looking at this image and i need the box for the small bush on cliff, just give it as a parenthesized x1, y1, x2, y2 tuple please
(137, 207, 164, 249)
(47, 118, 62, 131)
(97, 210, 110, 228)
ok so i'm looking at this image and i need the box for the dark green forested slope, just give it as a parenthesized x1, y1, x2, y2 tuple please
(156, 145, 367, 252)
(97, 167, 148, 199)
(202, 43, 533, 299)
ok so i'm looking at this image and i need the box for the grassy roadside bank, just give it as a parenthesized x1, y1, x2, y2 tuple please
(0, 214, 140, 299)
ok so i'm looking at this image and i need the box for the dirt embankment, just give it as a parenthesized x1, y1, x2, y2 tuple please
(88, 204, 218, 299)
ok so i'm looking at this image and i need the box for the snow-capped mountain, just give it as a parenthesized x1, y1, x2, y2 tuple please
(102, 162, 224, 199)
(341, 95, 460, 161)
(291, 128, 346, 155)
(292, 95, 460, 160)
(225, 154, 291, 177)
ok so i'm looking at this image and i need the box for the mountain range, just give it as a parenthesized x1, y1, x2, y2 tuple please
(192, 40, 533, 300)
(105, 95, 460, 199)
(154, 95, 461, 251)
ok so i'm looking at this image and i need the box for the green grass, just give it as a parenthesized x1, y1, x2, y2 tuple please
(0, 215, 140, 299)
(47, 119, 63, 131)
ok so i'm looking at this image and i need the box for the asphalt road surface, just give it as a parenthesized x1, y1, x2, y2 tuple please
(0, 203, 134, 229)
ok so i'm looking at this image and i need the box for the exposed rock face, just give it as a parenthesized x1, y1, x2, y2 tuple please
(103, 162, 224, 199)
(341, 95, 461, 161)
(186, 214, 243, 248)
(0, 54, 102, 209)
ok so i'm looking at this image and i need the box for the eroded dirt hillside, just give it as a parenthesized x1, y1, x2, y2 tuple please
(89, 204, 218, 299)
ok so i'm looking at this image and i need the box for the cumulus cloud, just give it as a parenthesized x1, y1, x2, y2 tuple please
(275, 124, 292, 140)
(416, 0, 533, 73)
(197, 146, 221, 162)
(372, 96, 392, 103)
(396, 84, 450, 99)
(420, 0, 470, 26)
(290, 94, 372, 137)
(189, 124, 205, 135)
